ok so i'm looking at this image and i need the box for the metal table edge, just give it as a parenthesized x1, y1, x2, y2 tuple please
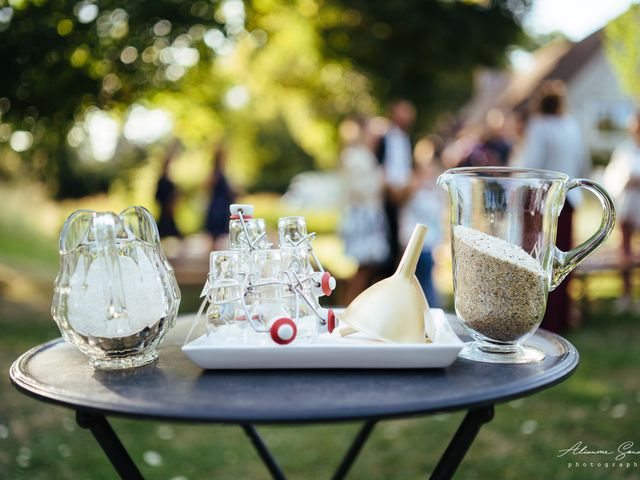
(9, 333, 580, 425)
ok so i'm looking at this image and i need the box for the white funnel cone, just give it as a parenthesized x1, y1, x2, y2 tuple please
(338, 224, 432, 343)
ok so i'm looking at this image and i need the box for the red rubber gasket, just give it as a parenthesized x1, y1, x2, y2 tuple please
(321, 272, 333, 296)
(327, 309, 336, 333)
(270, 317, 297, 345)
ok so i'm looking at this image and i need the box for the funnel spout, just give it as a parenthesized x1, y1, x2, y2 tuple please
(396, 224, 428, 278)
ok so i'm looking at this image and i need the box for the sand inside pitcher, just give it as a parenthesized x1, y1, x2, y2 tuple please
(453, 226, 547, 342)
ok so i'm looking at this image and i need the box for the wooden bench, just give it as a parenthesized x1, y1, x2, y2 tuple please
(572, 251, 640, 307)
(167, 254, 209, 287)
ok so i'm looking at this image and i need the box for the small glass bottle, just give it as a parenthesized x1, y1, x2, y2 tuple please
(279, 215, 313, 276)
(229, 204, 259, 251)
(255, 218, 271, 249)
(205, 251, 240, 333)
(247, 249, 297, 344)
(277, 217, 306, 317)
(278, 216, 307, 248)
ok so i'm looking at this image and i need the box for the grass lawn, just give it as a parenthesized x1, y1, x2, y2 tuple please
(0, 189, 638, 479)
(1, 273, 639, 479)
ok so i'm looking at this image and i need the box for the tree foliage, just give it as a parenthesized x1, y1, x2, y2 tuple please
(323, 0, 528, 128)
(0, 0, 224, 196)
(0, 0, 528, 198)
(605, 4, 640, 100)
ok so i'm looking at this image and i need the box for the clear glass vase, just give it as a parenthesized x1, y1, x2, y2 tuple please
(52, 206, 181, 369)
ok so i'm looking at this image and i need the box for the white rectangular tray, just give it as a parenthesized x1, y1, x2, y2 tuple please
(181, 309, 463, 369)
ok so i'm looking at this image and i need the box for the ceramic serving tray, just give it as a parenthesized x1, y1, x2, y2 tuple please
(181, 309, 463, 369)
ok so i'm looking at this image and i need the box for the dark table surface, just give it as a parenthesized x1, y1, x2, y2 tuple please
(10, 315, 579, 424)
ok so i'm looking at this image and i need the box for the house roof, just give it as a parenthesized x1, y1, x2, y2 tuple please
(513, 30, 603, 112)
(460, 30, 603, 132)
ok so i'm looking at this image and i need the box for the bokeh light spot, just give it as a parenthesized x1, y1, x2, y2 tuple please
(165, 64, 186, 81)
(141, 46, 158, 63)
(66, 124, 85, 147)
(342, 9, 361, 26)
(0, 7, 14, 31)
(221, 0, 244, 26)
(102, 73, 121, 94)
(120, 46, 138, 64)
(153, 19, 172, 36)
(188, 24, 206, 41)
(0, 123, 11, 142)
(224, 85, 249, 110)
(85, 109, 118, 161)
(57, 19, 74, 36)
(250, 29, 267, 47)
(143, 450, 163, 467)
(76, 3, 98, 24)
(123, 105, 173, 146)
(9, 131, 33, 152)
(8, 0, 26, 10)
(204, 28, 225, 50)
(110, 22, 128, 39)
(173, 47, 199, 67)
(70, 46, 90, 68)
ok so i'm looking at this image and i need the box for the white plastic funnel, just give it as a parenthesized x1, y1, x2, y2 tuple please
(337, 224, 433, 343)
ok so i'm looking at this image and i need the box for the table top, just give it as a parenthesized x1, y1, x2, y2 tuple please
(10, 315, 579, 424)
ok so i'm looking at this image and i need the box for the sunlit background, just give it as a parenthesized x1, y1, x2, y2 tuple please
(1, 0, 639, 479)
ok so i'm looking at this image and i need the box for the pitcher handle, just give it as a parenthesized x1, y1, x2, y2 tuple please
(551, 179, 616, 291)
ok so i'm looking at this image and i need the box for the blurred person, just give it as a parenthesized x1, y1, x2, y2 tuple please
(154, 140, 183, 239)
(441, 133, 474, 169)
(205, 144, 236, 250)
(377, 99, 417, 274)
(340, 118, 389, 303)
(457, 110, 512, 168)
(520, 80, 589, 332)
(481, 109, 512, 166)
(505, 110, 530, 166)
(399, 137, 444, 307)
(603, 112, 640, 311)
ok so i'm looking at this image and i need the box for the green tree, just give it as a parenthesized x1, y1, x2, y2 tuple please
(0, 0, 224, 197)
(605, 4, 640, 99)
(322, 0, 529, 129)
(0, 0, 529, 198)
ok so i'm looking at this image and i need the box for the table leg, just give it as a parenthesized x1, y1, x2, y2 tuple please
(331, 419, 377, 480)
(242, 424, 287, 480)
(430, 405, 495, 480)
(76, 411, 144, 480)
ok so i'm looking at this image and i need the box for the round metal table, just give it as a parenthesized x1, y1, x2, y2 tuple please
(10, 315, 579, 480)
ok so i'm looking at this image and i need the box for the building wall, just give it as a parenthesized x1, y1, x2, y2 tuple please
(566, 47, 636, 157)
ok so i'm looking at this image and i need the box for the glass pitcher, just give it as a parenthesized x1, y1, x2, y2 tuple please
(52, 206, 181, 369)
(438, 167, 615, 363)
